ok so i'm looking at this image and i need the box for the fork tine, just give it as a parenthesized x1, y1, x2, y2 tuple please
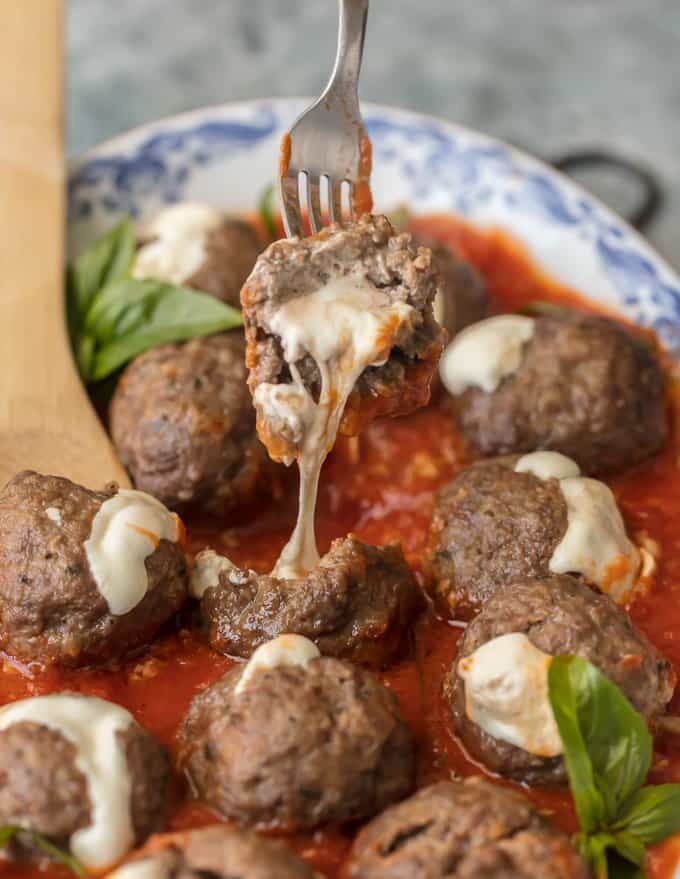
(307, 175, 323, 234)
(279, 174, 304, 238)
(328, 177, 343, 225)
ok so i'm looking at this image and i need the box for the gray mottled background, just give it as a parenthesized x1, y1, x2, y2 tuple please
(68, 0, 680, 264)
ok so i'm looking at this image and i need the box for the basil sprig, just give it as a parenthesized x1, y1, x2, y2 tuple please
(257, 184, 278, 241)
(67, 217, 242, 383)
(0, 825, 85, 876)
(548, 656, 680, 878)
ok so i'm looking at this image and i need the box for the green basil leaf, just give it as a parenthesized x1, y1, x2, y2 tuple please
(257, 183, 278, 240)
(0, 826, 84, 877)
(549, 656, 652, 823)
(88, 281, 241, 381)
(610, 831, 646, 866)
(548, 657, 605, 833)
(613, 784, 680, 846)
(68, 218, 136, 319)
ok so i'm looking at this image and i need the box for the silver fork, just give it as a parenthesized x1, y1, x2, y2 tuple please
(279, 0, 370, 238)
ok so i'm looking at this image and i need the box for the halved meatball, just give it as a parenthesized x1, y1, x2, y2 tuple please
(110, 333, 269, 514)
(241, 214, 445, 459)
(444, 575, 675, 785)
(427, 242, 488, 337)
(345, 778, 587, 879)
(133, 203, 262, 309)
(0, 694, 169, 871)
(445, 312, 667, 474)
(177, 655, 414, 830)
(0, 471, 187, 666)
(191, 535, 420, 664)
(106, 826, 315, 879)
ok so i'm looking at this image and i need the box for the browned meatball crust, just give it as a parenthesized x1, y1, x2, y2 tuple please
(426, 456, 567, 618)
(194, 535, 420, 664)
(113, 825, 316, 879)
(110, 333, 269, 515)
(177, 656, 414, 830)
(428, 242, 488, 336)
(0, 471, 187, 667)
(345, 778, 588, 879)
(183, 218, 262, 309)
(453, 313, 666, 474)
(445, 575, 675, 785)
(0, 717, 169, 863)
(241, 214, 445, 451)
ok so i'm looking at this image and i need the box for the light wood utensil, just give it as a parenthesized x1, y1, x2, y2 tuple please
(0, 0, 129, 490)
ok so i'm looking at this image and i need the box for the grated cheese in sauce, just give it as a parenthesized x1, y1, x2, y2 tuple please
(0, 694, 136, 870)
(439, 314, 535, 395)
(85, 489, 181, 615)
(234, 634, 321, 695)
(458, 632, 563, 758)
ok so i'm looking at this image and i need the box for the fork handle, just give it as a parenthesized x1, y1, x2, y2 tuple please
(325, 0, 369, 102)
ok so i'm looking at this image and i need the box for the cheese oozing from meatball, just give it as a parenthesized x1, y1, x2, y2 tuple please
(254, 275, 416, 579)
(235, 634, 321, 695)
(85, 489, 182, 615)
(458, 632, 563, 758)
(0, 694, 136, 870)
(133, 202, 224, 285)
(514, 451, 640, 603)
(439, 314, 535, 395)
(189, 548, 244, 599)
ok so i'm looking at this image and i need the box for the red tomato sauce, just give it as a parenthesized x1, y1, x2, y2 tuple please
(1, 215, 679, 879)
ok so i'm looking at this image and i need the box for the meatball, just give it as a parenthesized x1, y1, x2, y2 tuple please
(345, 778, 587, 879)
(110, 333, 269, 514)
(133, 202, 261, 308)
(428, 242, 488, 336)
(0, 693, 169, 871)
(177, 649, 414, 829)
(441, 312, 667, 474)
(190, 535, 420, 664)
(0, 471, 187, 666)
(425, 453, 640, 617)
(106, 826, 315, 879)
(241, 214, 445, 461)
(445, 574, 675, 785)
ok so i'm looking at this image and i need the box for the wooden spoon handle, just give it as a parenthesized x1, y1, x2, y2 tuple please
(0, 0, 129, 489)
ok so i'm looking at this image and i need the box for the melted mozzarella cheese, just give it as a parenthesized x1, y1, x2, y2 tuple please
(512, 452, 640, 603)
(255, 275, 416, 579)
(550, 477, 640, 603)
(45, 506, 63, 524)
(458, 632, 563, 758)
(85, 489, 181, 615)
(133, 202, 223, 285)
(514, 451, 581, 481)
(106, 860, 168, 879)
(189, 549, 246, 599)
(235, 634, 321, 695)
(0, 694, 136, 870)
(439, 314, 535, 395)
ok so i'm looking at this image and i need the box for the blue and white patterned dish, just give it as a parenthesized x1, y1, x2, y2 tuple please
(68, 98, 680, 358)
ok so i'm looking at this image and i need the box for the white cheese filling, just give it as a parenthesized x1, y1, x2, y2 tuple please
(106, 859, 168, 879)
(45, 506, 62, 524)
(458, 632, 563, 758)
(255, 274, 416, 579)
(439, 314, 535, 395)
(235, 634, 321, 695)
(514, 451, 640, 603)
(189, 548, 248, 599)
(132, 202, 224, 285)
(85, 489, 181, 616)
(0, 694, 136, 870)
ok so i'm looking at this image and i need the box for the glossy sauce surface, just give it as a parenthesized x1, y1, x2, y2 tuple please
(2, 215, 679, 879)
